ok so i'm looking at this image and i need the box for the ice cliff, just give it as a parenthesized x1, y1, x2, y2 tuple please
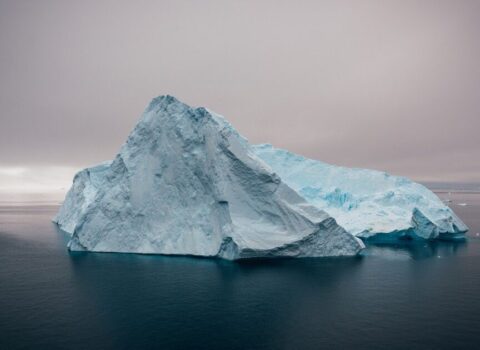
(54, 96, 365, 259)
(253, 145, 468, 242)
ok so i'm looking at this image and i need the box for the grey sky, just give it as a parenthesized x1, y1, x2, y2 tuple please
(1, 0, 479, 193)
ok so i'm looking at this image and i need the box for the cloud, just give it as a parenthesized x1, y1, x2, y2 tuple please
(0, 0, 479, 183)
(0, 166, 79, 195)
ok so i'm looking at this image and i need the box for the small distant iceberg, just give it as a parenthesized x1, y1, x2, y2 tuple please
(457, 203, 468, 207)
(53, 95, 468, 260)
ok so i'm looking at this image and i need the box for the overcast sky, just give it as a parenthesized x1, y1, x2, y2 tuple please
(1, 0, 479, 195)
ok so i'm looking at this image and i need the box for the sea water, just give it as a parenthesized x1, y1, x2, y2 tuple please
(1, 193, 479, 349)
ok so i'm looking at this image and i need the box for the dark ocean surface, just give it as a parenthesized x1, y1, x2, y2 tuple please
(1, 192, 479, 349)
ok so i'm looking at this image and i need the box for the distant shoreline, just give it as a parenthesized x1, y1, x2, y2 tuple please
(433, 190, 480, 194)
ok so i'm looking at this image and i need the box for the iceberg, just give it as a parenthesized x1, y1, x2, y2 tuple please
(54, 95, 467, 259)
(253, 144, 468, 242)
(54, 96, 364, 259)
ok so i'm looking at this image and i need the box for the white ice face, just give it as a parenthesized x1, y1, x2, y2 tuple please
(253, 144, 468, 242)
(54, 96, 364, 260)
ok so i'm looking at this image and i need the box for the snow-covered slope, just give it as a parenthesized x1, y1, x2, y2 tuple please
(54, 96, 364, 259)
(253, 144, 468, 242)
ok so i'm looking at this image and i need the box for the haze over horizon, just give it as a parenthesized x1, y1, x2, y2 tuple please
(1, 0, 479, 195)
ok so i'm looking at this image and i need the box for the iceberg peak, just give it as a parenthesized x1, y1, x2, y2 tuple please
(146, 94, 179, 109)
